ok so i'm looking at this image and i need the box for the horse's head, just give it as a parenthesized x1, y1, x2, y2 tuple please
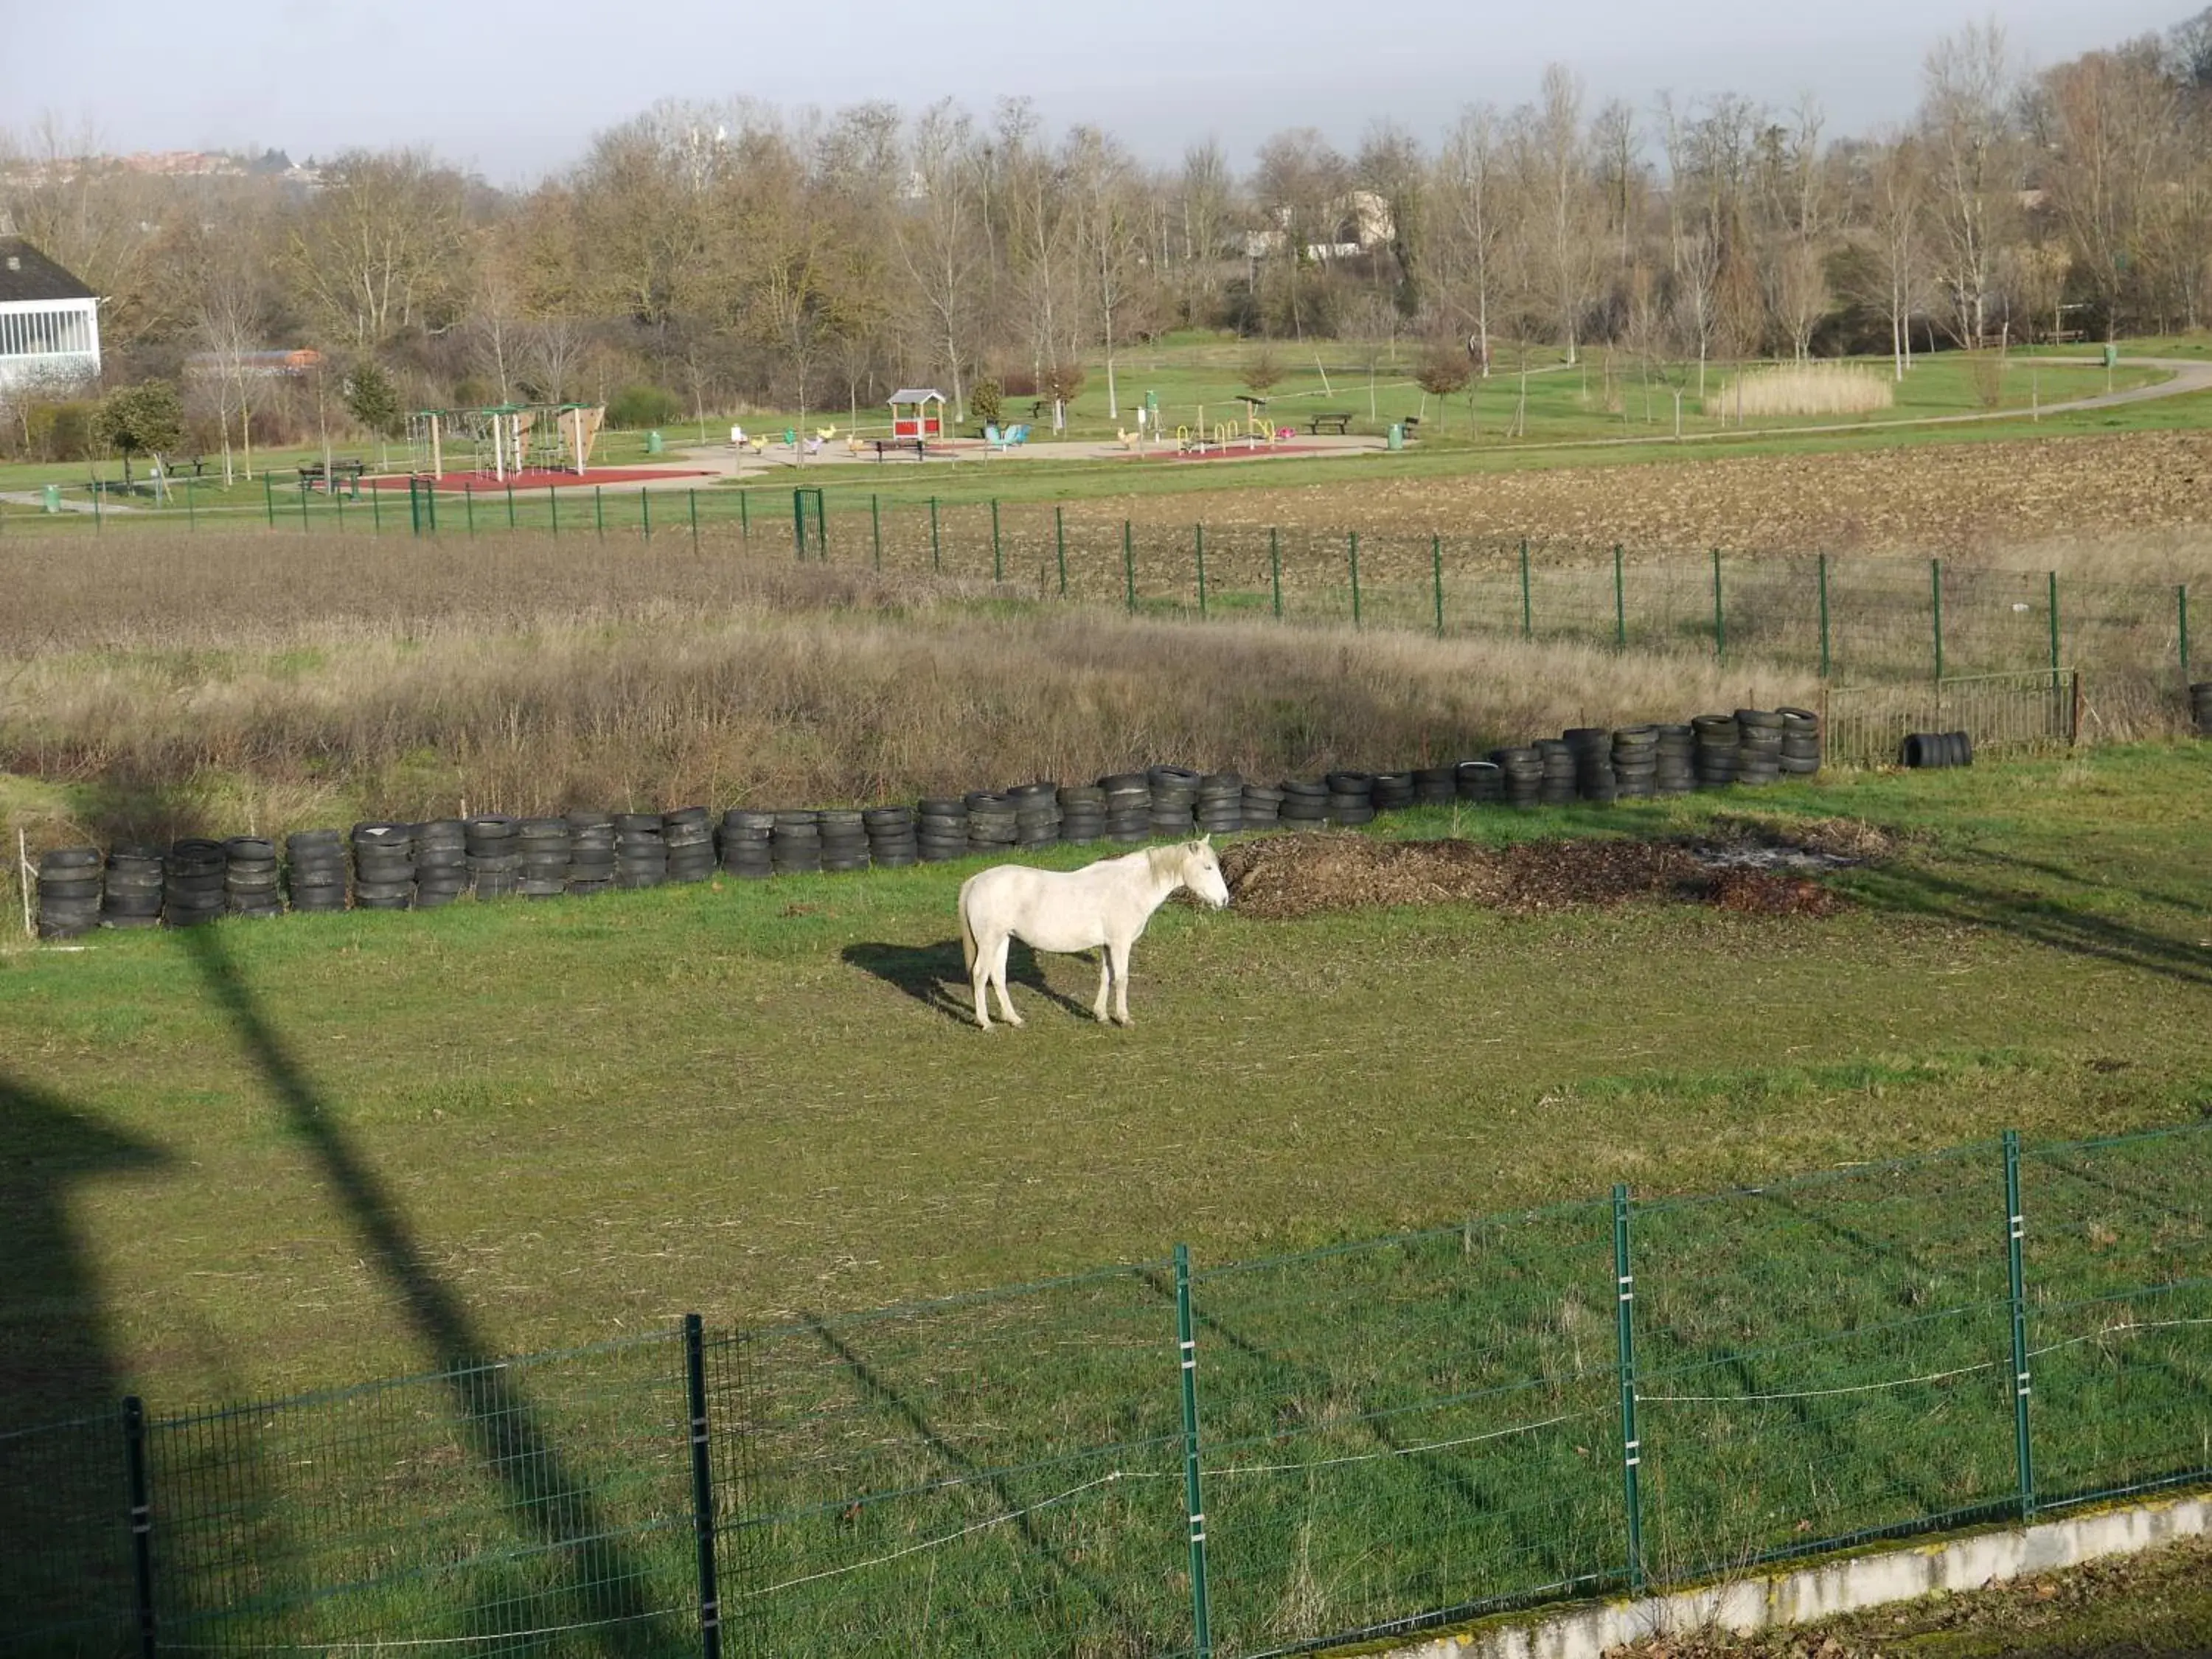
(1183, 837, 1231, 909)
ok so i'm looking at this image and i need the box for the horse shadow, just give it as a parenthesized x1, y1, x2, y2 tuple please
(841, 939, 1094, 1026)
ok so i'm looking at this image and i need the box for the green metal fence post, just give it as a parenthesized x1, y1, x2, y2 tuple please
(1270, 528, 1282, 619)
(1196, 524, 1207, 617)
(1931, 557, 1944, 681)
(872, 493, 882, 571)
(549, 486, 559, 537)
(594, 485, 604, 540)
(683, 1315, 724, 1659)
(792, 490, 805, 559)
(1711, 548, 1724, 658)
(427, 478, 437, 535)
(2003, 1130, 2037, 1522)
(991, 498, 1003, 582)
(1433, 535, 1446, 636)
(263, 474, 274, 528)
(506, 481, 516, 529)
(1613, 544, 1626, 650)
(465, 484, 476, 538)
(738, 490, 748, 540)
(1124, 520, 1136, 614)
(1520, 539, 1532, 639)
(2181, 583, 2191, 684)
(1174, 1245, 1214, 1659)
(407, 478, 420, 536)
(1349, 531, 1362, 629)
(689, 488, 699, 553)
(335, 489, 345, 533)
(1818, 553, 1832, 678)
(372, 481, 381, 534)
(930, 497, 941, 572)
(2050, 572, 2062, 687)
(641, 487, 652, 542)
(1613, 1186, 1646, 1596)
(124, 1395, 157, 1659)
(1054, 505, 1067, 597)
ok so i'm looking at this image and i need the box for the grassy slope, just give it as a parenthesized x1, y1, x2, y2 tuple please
(1, 744, 2207, 1420)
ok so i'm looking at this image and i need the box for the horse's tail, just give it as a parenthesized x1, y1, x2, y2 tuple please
(958, 877, 978, 975)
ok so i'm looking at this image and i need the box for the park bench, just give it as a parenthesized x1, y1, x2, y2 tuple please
(297, 459, 366, 491)
(1399, 416, 1420, 437)
(1307, 411, 1354, 435)
(872, 437, 926, 462)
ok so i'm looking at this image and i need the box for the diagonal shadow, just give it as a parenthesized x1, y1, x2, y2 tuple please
(841, 938, 1093, 1025)
(798, 1310, 1151, 1641)
(175, 925, 678, 1656)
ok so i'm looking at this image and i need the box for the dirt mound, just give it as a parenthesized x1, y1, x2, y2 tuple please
(1216, 832, 1853, 921)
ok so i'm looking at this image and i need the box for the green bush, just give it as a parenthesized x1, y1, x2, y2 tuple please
(606, 385, 681, 429)
(970, 379, 1003, 428)
(25, 400, 98, 463)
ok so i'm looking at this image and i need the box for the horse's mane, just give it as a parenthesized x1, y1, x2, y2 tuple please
(1144, 841, 1204, 880)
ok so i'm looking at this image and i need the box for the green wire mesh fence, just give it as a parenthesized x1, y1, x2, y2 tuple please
(2, 1122, 2206, 1658)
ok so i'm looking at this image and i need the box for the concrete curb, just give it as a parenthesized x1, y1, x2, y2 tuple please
(1371, 1493, 2208, 1659)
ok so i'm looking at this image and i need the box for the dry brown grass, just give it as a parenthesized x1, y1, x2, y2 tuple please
(0, 532, 1816, 845)
(1705, 363, 1896, 419)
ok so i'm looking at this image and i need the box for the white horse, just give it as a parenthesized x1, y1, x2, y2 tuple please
(958, 838, 1231, 1030)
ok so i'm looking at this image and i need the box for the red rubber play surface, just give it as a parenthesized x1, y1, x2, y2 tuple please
(364, 467, 716, 491)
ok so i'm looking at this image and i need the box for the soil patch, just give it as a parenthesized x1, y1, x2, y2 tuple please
(1216, 832, 1859, 922)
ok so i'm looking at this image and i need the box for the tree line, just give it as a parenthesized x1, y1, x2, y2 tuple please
(5, 13, 2212, 460)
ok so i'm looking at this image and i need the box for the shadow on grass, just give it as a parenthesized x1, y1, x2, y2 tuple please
(176, 925, 679, 1655)
(842, 938, 1094, 1026)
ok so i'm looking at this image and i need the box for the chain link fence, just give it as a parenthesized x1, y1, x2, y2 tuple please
(4, 1121, 2206, 1658)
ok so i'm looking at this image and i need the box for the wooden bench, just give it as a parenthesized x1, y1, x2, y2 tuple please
(872, 438, 926, 463)
(298, 459, 366, 491)
(1307, 411, 1354, 436)
(1399, 416, 1420, 436)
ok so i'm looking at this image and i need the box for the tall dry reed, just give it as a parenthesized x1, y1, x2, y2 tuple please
(1705, 362, 1896, 419)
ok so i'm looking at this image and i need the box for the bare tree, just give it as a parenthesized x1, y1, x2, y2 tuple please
(2033, 44, 2176, 339)
(897, 102, 984, 420)
(286, 149, 471, 349)
(1921, 21, 2021, 347)
(1866, 134, 1927, 376)
(1433, 105, 1507, 375)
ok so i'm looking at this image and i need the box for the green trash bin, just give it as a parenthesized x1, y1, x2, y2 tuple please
(42, 484, 61, 514)
(2102, 344, 2119, 369)
(1387, 423, 1405, 452)
(645, 430, 664, 455)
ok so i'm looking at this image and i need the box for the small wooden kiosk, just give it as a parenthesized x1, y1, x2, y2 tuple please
(888, 389, 947, 441)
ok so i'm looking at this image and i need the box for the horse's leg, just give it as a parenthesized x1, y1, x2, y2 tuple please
(970, 926, 997, 1029)
(1091, 948, 1113, 1023)
(992, 935, 1024, 1026)
(1108, 938, 1134, 1026)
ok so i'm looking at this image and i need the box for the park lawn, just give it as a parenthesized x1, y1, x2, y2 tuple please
(0, 742, 2207, 1426)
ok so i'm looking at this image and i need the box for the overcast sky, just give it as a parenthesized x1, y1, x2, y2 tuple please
(2, 0, 2194, 184)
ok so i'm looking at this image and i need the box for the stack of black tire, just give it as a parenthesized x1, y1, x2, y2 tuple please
(2194, 682, 2212, 734)
(1733, 709, 1784, 787)
(1693, 715, 1741, 790)
(1100, 775, 1151, 841)
(566, 811, 615, 896)
(1611, 727, 1658, 799)
(1009, 783, 1061, 848)
(1279, 779, 1329, 827)
(663, 808, 716, 883)
(516, 818, 571, 898)
(1147, 768, 1200, 835)
(466, 816, 521, 902)
(818, 810, 870, 873)
(224, 837, 283, 919)
(35, 848, 101, 939)
(102, 845, 164, 931)
(164, 839, 228, 927)
(413, 821, 468, 908)
(1779, 708, 1823, 776)
(1902, 731, 1973, 768)
(1326, 771, 1377, 824)
(1489, 748, 1543, 809)
(717, 810, 774, 877)
(1056, 787, 1105, 844)
(866, 806, 919, 867)
(917, 799, 969, 862)
(286, 831, 348, 914)
(1414, 766, 1458, 807)
(612, 813, 667, 889)
(965, 794, 1018, 857)
(1458, 759, 1506, 805)
(1535, 741, 1577, 806)
(1240, 781, 1284, 829)
(1371, 771, 1416, 813)
(1564, 730, 1616, 804)
(351, 824, 414, 911)
(771, 811, 824, 875)
(1655, 726, 1697, 795)
(1197, 773, 1244, 835)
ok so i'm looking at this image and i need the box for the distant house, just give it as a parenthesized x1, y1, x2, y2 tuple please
(0, 237, 100, 392)
(181, 347, 325, 378)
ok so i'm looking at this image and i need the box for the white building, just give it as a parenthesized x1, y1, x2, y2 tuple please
(0, 238, 100, 393)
